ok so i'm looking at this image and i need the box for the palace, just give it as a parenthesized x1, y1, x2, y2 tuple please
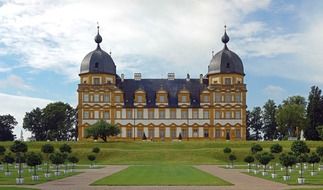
(77, 26, 247, 141)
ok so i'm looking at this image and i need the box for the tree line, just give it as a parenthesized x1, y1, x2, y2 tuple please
(247, 86, 323, 140)
(0, 102, 76, 141)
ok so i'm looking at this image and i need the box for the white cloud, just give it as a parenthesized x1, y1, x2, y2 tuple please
(263, 85, 286, 102)
(0, 0, 272, 80)
(0, 92, 52, 139)
(0, 74, 33, 90)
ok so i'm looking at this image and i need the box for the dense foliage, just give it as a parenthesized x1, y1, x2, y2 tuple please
(85, 120, 120, 142)
(0, 114, 17, 141)
(23, 102, 76, 141)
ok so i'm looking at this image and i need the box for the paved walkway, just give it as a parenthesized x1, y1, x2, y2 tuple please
(3, 165, 323, 190)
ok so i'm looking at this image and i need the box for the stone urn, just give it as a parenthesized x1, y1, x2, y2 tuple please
(262, 171, 268, 176)
(54, 171, 61, 176)
(310, 171, 317, 176)
(5, 171, 12, 176)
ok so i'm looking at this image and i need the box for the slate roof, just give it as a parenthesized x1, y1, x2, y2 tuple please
(116, 78, 208, 108)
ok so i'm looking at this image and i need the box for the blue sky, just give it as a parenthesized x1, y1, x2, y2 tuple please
(0, 0, 323, 137)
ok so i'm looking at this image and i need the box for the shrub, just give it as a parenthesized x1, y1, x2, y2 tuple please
(258, 152, 274, 172)
(92, 147, 100, 154)
(244, 155, 255, 170)
(88, 154, 96, 167)
(10, 141, 28, 179)
(41, 144, 54, 174)
(68, 155, 79, 171)
(280, 153, 297, 176)
(297, 153, 308, 178)
(49, 152, 65, 173)
(308, 153, 320, 173)
(3, 153, 15, 172)
(228, 154, 237, 167)
(270, 144, 283, 154)
(223, 147, 232, 154)
(251, 144, 263, 154)
(26, 152, 43, 176)
(291, 141, 309, 156)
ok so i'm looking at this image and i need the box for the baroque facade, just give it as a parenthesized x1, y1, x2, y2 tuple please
(77, 26, 247, 141)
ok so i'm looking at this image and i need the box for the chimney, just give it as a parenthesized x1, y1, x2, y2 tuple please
(167, 73, 175, 80)
(186, 73, 190, 81)
(121, 73, 124, 82)
(134, 73, 141, 81)
(199, 74, 203, 84)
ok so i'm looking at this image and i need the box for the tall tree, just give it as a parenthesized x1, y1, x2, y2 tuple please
(262, 99, 278, 140)
(246, 110, 252, 140)
(305, 86, 322, 140)
(23, 108, 46, 141)
(247, 107, 263, 140)
(0, 114, 17, 141)
(276, 96, 306, 139)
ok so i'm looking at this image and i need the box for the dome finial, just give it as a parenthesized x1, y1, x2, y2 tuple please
(221, 25, 230, 45)
(94, 22, 102, 45)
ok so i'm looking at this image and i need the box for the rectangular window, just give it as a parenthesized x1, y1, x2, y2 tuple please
(159, 128, 165, 138)
(93, 78, 100, 85)
(225, 111, 231, 119)
(236, 129, 241, 138)
(203, 110, 209, 119)
(204, 129, 209, 138)
(137, 95, 143, 103)
(235, 111, 241, 119)
(83, 94, 89, 102)
(126, 110, 132, 119)
(224, 78, 231, 85)
(225, 94, 231, 103)
(137, 110, 143, 119)
(171, 129, 176, 139)
(215, 129, 221, 138)
(126, 129, 132, 138)
(159, 110, 165, 119)
(148, 129, 154, 138)
(115, 110, 121, 119)
(83, 111, 89, 119)
(192, 110, 199, 119)
(115, 95, 120, 103)
(215, 111, 221, 119)
(104, 95, 110, 102)
(94, 111, 99, 119)
(181, 96, 187, 103)
(203, 95, 209, 102)
(181, 110, 188, 119)
(182, 129, 188, 138)
(137, 130, 143, 139)
(193, 129, 198, 137)
(159, 95, 165, 103)
(148, 110, 154, 119)
(170, 109, 176, 119)
(94, 94, 100, 102)
(236, 94, 241, 103)
(215, 94, 221, 103)
(103, 111, 110, 119)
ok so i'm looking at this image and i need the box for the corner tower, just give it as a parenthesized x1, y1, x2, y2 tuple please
(207, 26, 247, 140)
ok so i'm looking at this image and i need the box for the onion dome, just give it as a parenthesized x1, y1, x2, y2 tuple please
(80, 25, 116, 75)
(208, 26, 244, 76)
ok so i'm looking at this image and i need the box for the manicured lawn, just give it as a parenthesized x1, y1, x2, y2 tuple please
(289, 189, 323, 190)
(245, 163, 323, 185)
(92, 165, 231, 186)
(1, 141, 323, 164)
(0, 187, 38, 190)
(0, 165, 80, 185)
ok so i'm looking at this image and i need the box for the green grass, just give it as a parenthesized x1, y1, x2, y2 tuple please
(0, 188, 38, 190)
(1, 141, 323, 164)
(92, 165, 231, 186)
(245, 163, 323, 185)
(0, 165, 80, 185)
(288, 189, 323, 190)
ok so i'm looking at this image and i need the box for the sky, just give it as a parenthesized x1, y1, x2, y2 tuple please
(1, 0, 323, 138)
